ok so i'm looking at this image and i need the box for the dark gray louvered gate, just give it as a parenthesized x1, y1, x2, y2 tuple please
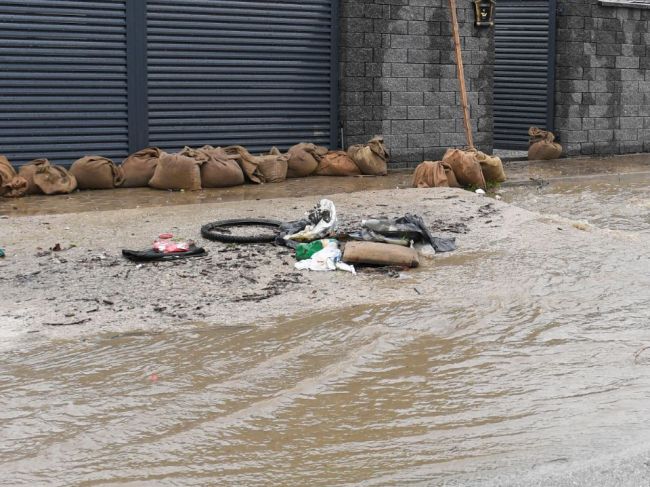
(493, 0, 557, 150)
(0, 0, 339, 166)
(0, 0, 129, 166)
(146, 0, 339, 153)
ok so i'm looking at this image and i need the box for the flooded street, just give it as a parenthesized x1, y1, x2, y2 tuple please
(3, 178, 650, 485)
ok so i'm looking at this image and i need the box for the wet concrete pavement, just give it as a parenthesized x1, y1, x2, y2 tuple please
(1, 153, 649, 217)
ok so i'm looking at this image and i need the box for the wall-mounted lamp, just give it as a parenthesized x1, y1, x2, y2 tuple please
(473, 0, 495, 27)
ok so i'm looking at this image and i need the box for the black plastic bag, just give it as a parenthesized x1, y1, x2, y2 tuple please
(362, 214, 457, 253)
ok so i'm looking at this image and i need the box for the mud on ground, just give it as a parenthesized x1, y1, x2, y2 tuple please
(0, 188, 544, 340)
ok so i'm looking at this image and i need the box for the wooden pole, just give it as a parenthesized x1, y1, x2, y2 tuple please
(448, 0, 474, 149)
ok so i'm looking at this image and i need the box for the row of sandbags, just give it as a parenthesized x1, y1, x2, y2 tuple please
(0, 137, 391, 197)
(528, 127, 563, 160)
(139, 137, 389, 190)
(412, 148, 507, 189)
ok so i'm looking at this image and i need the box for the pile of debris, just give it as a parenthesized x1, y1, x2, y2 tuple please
(0, 136, 390, 198)
(122, 200, 457, 277)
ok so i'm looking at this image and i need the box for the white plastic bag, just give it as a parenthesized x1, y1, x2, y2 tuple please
(285, 199, 338, 242)
(295, 241, 356, 274)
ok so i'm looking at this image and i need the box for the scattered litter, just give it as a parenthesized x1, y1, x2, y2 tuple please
(414, 242, 436, 259)
(360, 214, 457, 253)
(51, 243, 62, 252)
(44, 318, 91, 327)
(347, 228, 410, 247)
(201, 218, 281, 243)
(343, 241, 420, 268)
(123, 246, 206, 262)
(295, 240, 355, 274)
(296, 239, 337, 261)
(475, 188, 486, 196)
(123, 234, 206, 262)
(152, 234, 193, 253)
(0, 248, 4, 258)
(572, 221, 591, 232)
(285, 199, 338, 242)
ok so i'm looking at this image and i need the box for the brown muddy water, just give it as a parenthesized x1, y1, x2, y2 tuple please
(3, 179, 650, 486)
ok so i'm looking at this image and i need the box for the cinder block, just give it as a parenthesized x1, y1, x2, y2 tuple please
(391, 91, 424, 106)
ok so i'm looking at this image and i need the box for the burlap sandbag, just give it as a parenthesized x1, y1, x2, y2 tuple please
(443, 149, 486, 189)
(443, 161, 460, 188)
(528, 127, 563, 160)
(2, 176, 28, 198)
(121, 148, 161, 188)
(286, 143, 323, 178)
(148, 152, 202, 191)
(347, 136, 389, 176)
(412, 161, 449, 188)
(0, 156, 17, 197)
(224, 146, 288, 184)
(70, 156, 124, 190)
(33, 165, 77, 195)
(195, 145, 245, 188)
(257, 147, 288, 183)
(316, 151, 361, 177)
(180, 146, 211, 165)
(475, 151, 507, 183)
(18, 158, 50, 195)
(224, 145, 263, 184)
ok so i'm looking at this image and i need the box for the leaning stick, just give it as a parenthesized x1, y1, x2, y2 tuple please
(448, 0, 474, 149)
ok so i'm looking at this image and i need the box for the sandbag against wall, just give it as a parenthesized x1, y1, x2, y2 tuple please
(148, 152, 203, 191)
(70, 156, 124, 190)
(286, 143, 324, 178)
(412, 161, 449, 188)
(347, 136, 389, 176)
(2, 176, 28, 198)
(33, 165, 77, 195)
(18, 158, 50, 195)
(121, 148, 161, 188)
(315, 151, 361, 177)
(224, 145, 288, 184)
(195, 145, 245, 188)
(0, 155, 17, 197)
(528, 127, 563, 160)
(475, 151, 507, 183)
(443, 149, 486, 189)
(257, 147, 288, 183)
(224, 145, 263, 184)
(443, 161, 460, 188)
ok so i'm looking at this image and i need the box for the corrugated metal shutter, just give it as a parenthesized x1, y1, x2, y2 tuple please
(493, 0, 556, 150)
(147, 0, 338, 153)
(0, 0, 129, 166)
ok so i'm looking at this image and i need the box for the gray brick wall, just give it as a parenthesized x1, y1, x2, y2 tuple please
(339, 0, 494, 168)
(555, 0, 650, 155)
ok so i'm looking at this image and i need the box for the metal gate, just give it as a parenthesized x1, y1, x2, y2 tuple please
(0, 0, 129, 165)
(493, 0, 557, 150)
(0, 0, 339, 165)
(146, 0, 339, 154)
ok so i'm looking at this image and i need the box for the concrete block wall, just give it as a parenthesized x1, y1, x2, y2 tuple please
(555, 0, 650, 155)
(339, 0, 494, 168)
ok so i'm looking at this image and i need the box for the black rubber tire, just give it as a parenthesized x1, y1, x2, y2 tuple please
(201, 218, 283, 244)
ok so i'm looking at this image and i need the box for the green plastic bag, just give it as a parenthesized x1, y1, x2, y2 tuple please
(295, 240, 325, 262)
